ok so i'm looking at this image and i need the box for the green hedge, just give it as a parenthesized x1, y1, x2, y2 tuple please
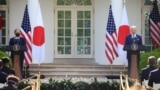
(140, 48, 160, 71)
(18, 77, 136, 90)
(18, 78, 123, 90)
(0, 46, 12, 67)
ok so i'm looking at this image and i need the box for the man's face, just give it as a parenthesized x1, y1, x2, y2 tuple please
(14, 29, 21, 37)
(131, 27, 137, 34)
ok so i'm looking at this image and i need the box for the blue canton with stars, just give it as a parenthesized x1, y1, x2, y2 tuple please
(106, 5, 116, 35)
(21, 5, 31, 33)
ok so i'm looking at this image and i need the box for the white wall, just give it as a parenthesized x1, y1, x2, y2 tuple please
(94, 0, 141, 65)
(8, 0, 54, 63)
(8, 0, 141, 64)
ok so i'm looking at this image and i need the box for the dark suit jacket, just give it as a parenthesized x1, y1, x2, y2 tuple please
(9, 37, 26, 58)
(141, 65, 156, 82)
(0, 86, 20, 90)
(0, 71, 7, 83)
(1, 66, 15, 75)
(9, 37, 26, 72)
(124, 34, 142, 72)
(148, 68, 160, 87)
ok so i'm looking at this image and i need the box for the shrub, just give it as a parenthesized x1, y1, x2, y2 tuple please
(0, 46, 12, 67)
(140, 48, 160, 71)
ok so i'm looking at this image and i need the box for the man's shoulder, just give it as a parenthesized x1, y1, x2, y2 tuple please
(126, 34, 131, 38)
(20, 37, 25, 40)
(141, 66, 150, 72)
(142, 66, 156, 72)
(136, 34, 141, 38)
(2, 66, 15, 74)
(10, 37, 15, 40)
(0, 71, 7, 76)
(150, 68, 160, 74)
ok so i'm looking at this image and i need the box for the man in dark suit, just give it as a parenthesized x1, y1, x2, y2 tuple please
(148, 58, 160, 87)
(0, 60, 7, 83)
(124, 26, 142, 73)
(9, 29, 26, 77)
(141, 56, 156, 82)
(1, 57, 15, 75)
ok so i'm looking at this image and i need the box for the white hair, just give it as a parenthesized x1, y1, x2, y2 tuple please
(130, 25, 136, 29)
(157, 58, 160, 65)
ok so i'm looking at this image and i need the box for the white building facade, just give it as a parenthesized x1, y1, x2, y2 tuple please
(0, 0, 154, 65)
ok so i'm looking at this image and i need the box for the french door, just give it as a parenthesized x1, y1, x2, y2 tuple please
(55, 8, 93, 58)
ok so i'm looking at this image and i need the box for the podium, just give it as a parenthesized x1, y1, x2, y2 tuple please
(5, 44, 27, 79)
(123, 44, 145, 80)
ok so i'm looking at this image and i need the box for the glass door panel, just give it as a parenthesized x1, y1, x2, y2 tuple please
(55, 9, 93, 58)
(76, 10, 92, 57)
(56, 10, 72, 57)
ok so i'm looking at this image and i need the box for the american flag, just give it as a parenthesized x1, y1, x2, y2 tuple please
(105, 5, 118, 64)
(20, 5, 32, 65)
(149, 0, 160, 47)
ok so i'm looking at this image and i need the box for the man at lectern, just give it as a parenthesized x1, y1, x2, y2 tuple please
(9, 29, 26, 75)
(124, 26, 142, 73)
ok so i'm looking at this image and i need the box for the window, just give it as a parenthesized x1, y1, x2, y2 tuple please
(142, 0, 159, 51)
(0, 0, 8, 45)
(57, 0, 92, 5)
(55, 0, 93, 58)
(0, 0, 6, 5)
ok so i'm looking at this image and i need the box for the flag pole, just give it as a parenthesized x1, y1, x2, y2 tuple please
(24, 64, 27, 79)
(110, 64, 113, 75)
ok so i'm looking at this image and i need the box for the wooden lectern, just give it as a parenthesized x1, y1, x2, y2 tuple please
(5, 44, 27, 79)
(123, 44, 145, 80)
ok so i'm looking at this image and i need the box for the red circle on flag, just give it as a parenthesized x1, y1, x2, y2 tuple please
(118, 25, 130, 45)
(33, 26, 45, 46)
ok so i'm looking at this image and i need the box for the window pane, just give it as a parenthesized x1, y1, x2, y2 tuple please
(77, 46, 84, 54)
(85, 29, 90, 36)
(2, 37, 5, 44)
(65, 20, 71, 27)
(77, 20, 83, 27)
(0, 0, 6, 5)
(145, 37, 152, 45)
(77, 38, 84, 45)
(85, 38, 90, 45)
(77, 29, 83, 36)
(58, 11, 64, 19)
(2, 20, 6, 27)
(58, 20, 64, 27)
(77, 11, 83, 19)
(1, 11, 6, 17)
(85, 11, 91, 19)
(57, 0, 64, 5)
(84, 0, 92, 5)
(65, 38, 71, 45)
(57, 0, 92, 6)
(145, 28, 149, 36)
(2, 28, 6, 36)
(65, 11, 71, 19)
(84, 47, 90, 54)
(75, 0, 83, 5)
(58, 47, 64, 54)
(58, 38, 64, 45)
(58, 29, 64, 36)
(65, 29, 71, 36)
(84, 20, 90, 28)
(144, 0, 153, 5)
(65, 46, 71, 54)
